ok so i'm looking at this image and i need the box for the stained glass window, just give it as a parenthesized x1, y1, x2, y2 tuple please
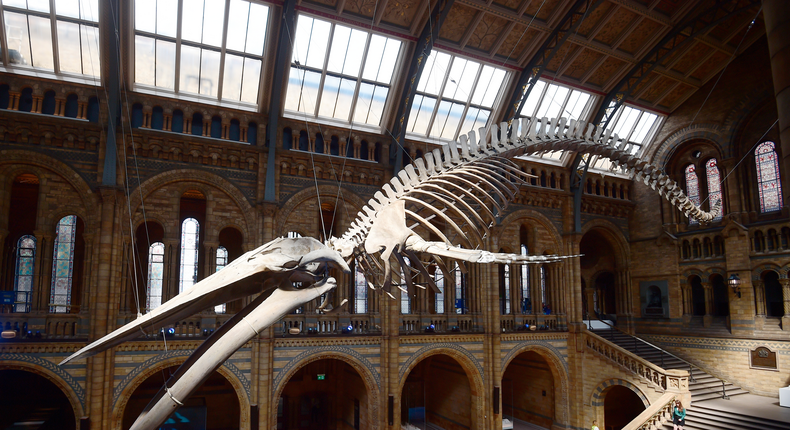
(147, 242, 164, 310)
(400, 256, 411, 314)
(133, 0, 269, 106)
(502, 264, 511, 314)
(214, 246, 228, 314)
(179, 218, 199, 293)
(1, 0, 101, 80)
(520, 244, 531, 314)
(14, 235, 36, 312)
(407, 50, 508, 141)
(50, 215, 76, 313)
(756, 141, 783, 213)
(705, 158, 723, 220)
(435, 266, 444, 314)
(685, 164, 700, 224)
(284, 14, 402, 126)
(354, 262, 367, 314)
(455, 262, 466, 314)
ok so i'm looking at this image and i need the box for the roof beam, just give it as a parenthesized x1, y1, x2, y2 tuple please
(502, 0, 605, 122)
(390, 0, 456, 173)
(591, 0, 761, 129)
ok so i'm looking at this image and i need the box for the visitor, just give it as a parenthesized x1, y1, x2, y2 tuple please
(591, 419, 599, 430)
(673, 400, 686, 430)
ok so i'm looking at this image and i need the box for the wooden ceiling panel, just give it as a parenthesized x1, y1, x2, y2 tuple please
(380, 0, 423, 29)
(492, 0, 523, 12)
(658, 83, 694, 109)
(468, 13, 510, 52)
(631, 72, 660, 97)
(495, 25, 539, 60)
(523, 0, 563, 22)
(594, 8, 638, 46)
(689, 50, 729, 81)
(576, 1, 615, 38)
(658, 34, 689, 67)
(639, 75, 675, 104)
(671, 42, 712, 75)
(653, 0, 684, 17)
(708, 11, 751, 42)
(563, 48, 604, 80)
(343, 0, 377, 18)
(545, 41, 577, 73)
(586, 56, 626, 87)
(439, 4, 478, 43)
(618, 18, 663, 55)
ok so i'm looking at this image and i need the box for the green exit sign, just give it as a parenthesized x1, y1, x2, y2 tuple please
(317, 374, 325, 380)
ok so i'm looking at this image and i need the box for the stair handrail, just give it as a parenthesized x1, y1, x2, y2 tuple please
(585, 331, 688, 391)
(621, 392, 677, 430)
(589, 317, 736, 397)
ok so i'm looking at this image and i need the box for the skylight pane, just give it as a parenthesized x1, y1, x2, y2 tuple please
(565, 91, 589, 119)
(30, 15, 54, 69)
(56, 0, 80, 19)
(156, 0, 177, 36)
(441, 103, 465, 140)
(226, 0, 251, 53)
(368, 86, 388, 125)
(334, 78, 356, 120)
(417, 51, 450, 95)
(327, 25, 351, 74)
(240, 58, 261, 103)
(200, 49, 221, 96)
(201, 0, 225, 47)
(181, 0, 204, 44)
(443, 58, 478, 101)
(613, 106, 639, 137)
(292, 16, 312, 64)
(631, 112, 657, 144)
(353, 82, 374, 124)
(222, 54, 244, 100)
(476, 67, 505, 107)
(362, 35, 385, 81)
(79, 0, 99, 22)
(57, 21, 81, 74)
(245, 2, 268, 55)
(135, 0, 156, 32)
(305, 19, 330, 69)
(134, 35, 155, 86)
(155, 39, 175, 89)
(284, 67, 304, 112)
(432, 100, 452, 137)
(319, 75, 341, 118)
(410, 95, 436, 134)
(298, 70, 321, 113)
(461, 107, 489, 135)
(179, 45, 201, 94)
(28, 0, 50, 13)
(81, 25, 100, 76)
(521, 80, 545, 117)
(344, 30, 366, 75)
(377, 38, 401, 84)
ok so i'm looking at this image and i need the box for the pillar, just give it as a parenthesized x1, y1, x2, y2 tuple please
(781, 279, 790, 330)
(702, 282, 713, 327)
(762, 0, 790, 205)
(681, 284, 692, 326)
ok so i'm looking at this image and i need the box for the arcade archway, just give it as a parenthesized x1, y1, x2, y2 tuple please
(401, 354, 476, 429)
(501, 351, 555, 429)
(603, 385, 646, 430)
(0, 369, 77, 429)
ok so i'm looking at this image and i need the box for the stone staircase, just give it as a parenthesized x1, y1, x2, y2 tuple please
(591, 328, 789, 430)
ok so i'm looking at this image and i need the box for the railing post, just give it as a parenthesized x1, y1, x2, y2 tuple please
(689, 364, 695, 383)
(721, 380, 729, 400)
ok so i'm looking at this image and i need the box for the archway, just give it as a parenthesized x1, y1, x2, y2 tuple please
(0, 369, 77, 429)
(602, 385, 645, 430)
(122, 365, 240, 429)
(401, 354, 475, 429)
(277, 358, 370, 430)
(595, 272, 617, 318)
(579, 227, 624, 323)
(690, 276, 705, 316)
(502, 351, 555, 429)
(763, 271, 784, 317)
(710, 274, 729, 317)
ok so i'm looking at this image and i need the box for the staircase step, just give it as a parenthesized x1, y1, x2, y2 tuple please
(686, 407, 789, 430)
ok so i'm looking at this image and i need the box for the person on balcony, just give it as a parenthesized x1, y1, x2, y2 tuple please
(673, 400, 686, 430)
(590, 419, 599, 430)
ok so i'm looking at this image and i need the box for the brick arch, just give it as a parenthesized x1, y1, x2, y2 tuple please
(581, 219, 630, 268)
(128, 169, 253, 240)
(276, 184, 368, 237)
(681, 269, 704, 284)
(110, 351, 250, 430)
(649, 124, 724, 166)
(0, 357, 86, 426)
(133, 217, 170, 240)
(0, 151, 99, 231)
(590, 378, 649, 408)
(498, 209, 563, 254)
(753, 264, 783, 281)
(500, 342, 570, 426)
(271, 346, 380, 429)
(398, 344, 485, 430)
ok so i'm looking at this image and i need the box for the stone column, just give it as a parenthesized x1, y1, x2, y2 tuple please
(702, 282, 714, 327)
(681, 284, 692, 327)
(762, 0, 790, 205)
(781, 279, 790, 331)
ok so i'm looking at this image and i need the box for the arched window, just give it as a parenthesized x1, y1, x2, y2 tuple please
(214, 246, 228, 314)
(755, 141, 783, 213)
(14, 235, 36, 312)
(434, 265, 444, 314)
(147, 242, 165, 311)
(354, 262, 367, 314)
(520, 244, 531, 314)
(454, 262, 467, 314)
(501, 263, 511, 314)
(540, 265, 547, 312)
(50, 216, 77, 313)
(400, 256, 411, 314)
(685, 164, 700, 224)
(705, 158, 723, 220)
(179, 218, 200, 293)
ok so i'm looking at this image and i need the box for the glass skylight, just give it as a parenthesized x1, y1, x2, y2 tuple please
(588, 105, 662, 171)
(284, 15, 402, 127)
(0, 0, 100, 79)
(406, 50, 508, 141)
(133, 0, 269, 106)
(517, 79, 595, 162)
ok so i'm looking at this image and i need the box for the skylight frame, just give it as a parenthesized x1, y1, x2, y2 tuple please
(282, 13, 405, 130)
(587, 104, 664, 173)
(132, 0, 271, 109)
(406, 49, 511, 143)
(0, 0, 101, 84)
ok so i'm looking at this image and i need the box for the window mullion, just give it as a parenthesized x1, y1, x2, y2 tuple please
(314, 24, 335, 117)
(348, 33, 372, 123)
(456, 64, 485, 140)
(49, 0, 60, 73)
(0, 4, 9, 65)
(216, 0, 230, 100)
(174, 0, 184, 93)
(625, 111, 642, 142)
